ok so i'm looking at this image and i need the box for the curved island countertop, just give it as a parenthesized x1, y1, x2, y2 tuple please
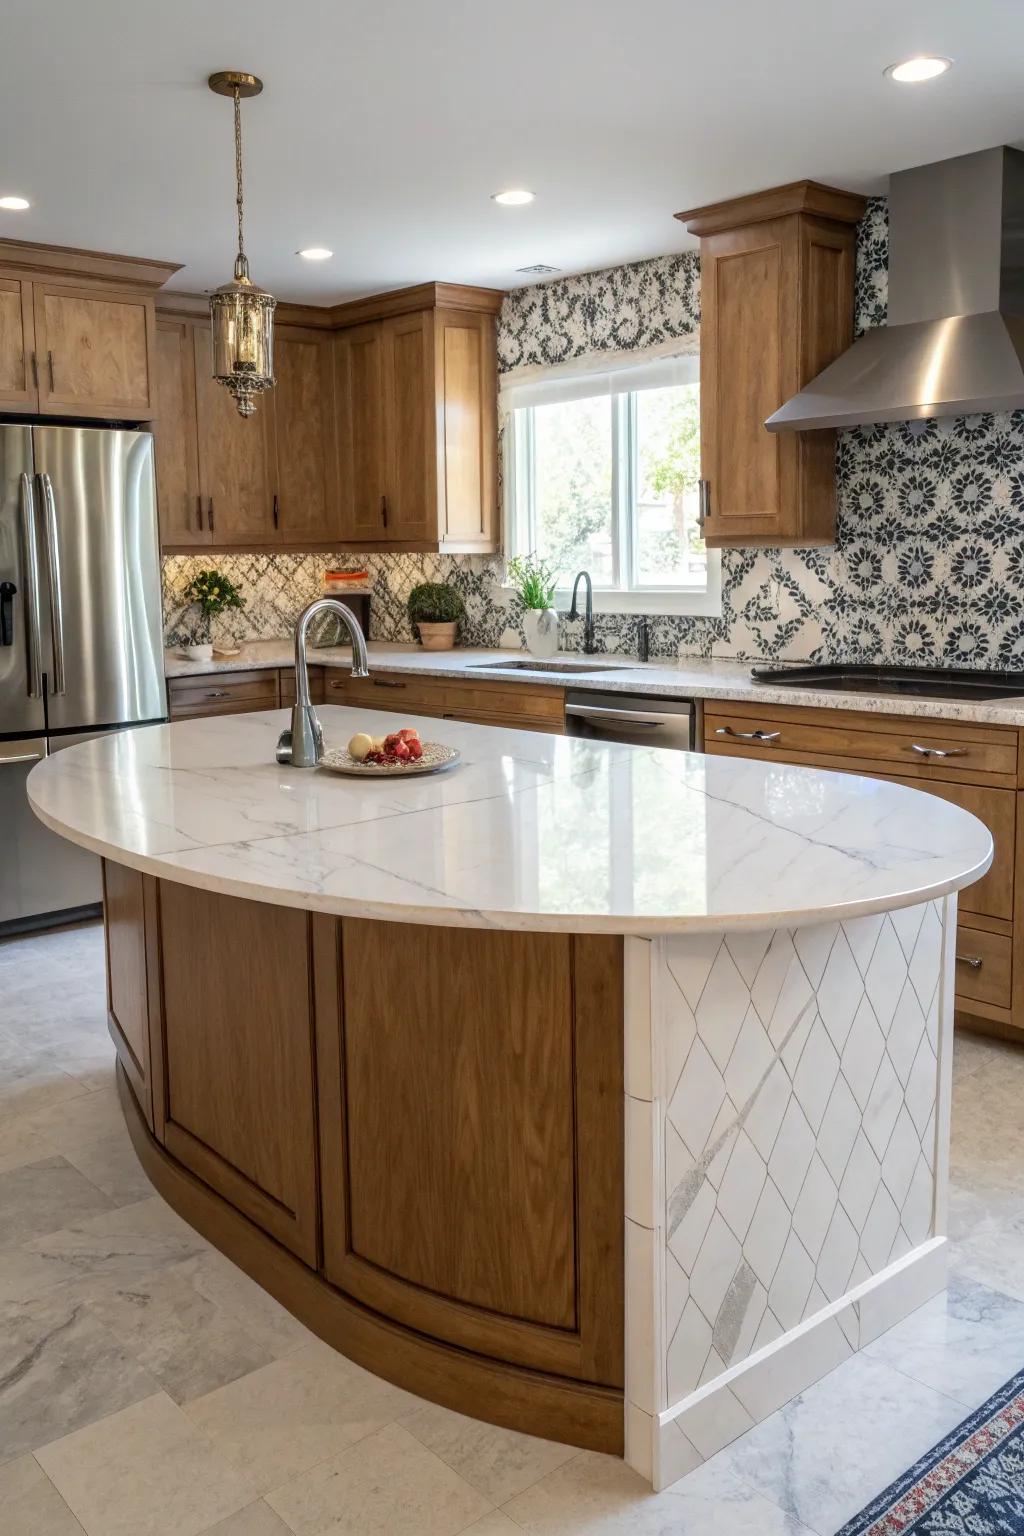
(27, 708, 993, 1490)
(27, 704, 992, 934)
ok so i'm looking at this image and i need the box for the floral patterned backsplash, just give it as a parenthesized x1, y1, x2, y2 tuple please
(165, 195, 1024, 669)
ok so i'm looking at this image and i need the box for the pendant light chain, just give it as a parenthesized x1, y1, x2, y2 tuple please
(233, 87, 247, 274)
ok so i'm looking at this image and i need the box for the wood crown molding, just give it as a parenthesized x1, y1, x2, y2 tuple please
(157, 280, 506, 331)
(676, 180, 868, 237)
(0, 237, 182, 291)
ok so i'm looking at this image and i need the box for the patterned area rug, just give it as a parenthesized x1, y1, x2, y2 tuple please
(838, 1369, 1024, 1533)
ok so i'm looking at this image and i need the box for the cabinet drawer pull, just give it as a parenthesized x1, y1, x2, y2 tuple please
(956, 953, 983, 970)
(910, 743, 968, 759)
(380, 495, 388, 529)
(195, 494, 203, 532)
(697, 479, 710, 530)
(273, 494, 280, 530)
(207, 498, 215, 532)
(715, 726, 781, 743)
(31, 352, 38, 388)
(47, 350, 54, 392)
(372, 677, 405, 689)
(205, 689, 230, 699)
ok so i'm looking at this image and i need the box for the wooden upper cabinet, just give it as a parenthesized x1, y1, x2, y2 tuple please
(273, 326, 338, 542)
(154, 320, 204, 547)
(434, 308, 498, 551)
(0, 277, 37, 411)
(334, 321, 388, 540)
(33, 283, 156, 419)
(191, 323, 277, 545)
(332, 288, 501, 552)
(679, 181, 865, 548)
(383, 310, 434, 541)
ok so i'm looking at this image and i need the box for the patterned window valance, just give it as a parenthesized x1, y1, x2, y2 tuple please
(498, 335, 700, 413)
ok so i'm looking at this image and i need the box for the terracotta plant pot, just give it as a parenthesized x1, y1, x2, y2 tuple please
(417, 621, 458, 651)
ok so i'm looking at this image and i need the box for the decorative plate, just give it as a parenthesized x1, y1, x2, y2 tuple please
(318, 742, 460, 778)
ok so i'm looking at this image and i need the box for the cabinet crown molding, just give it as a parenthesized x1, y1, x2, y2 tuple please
(0, 237, 182, 291)
(676, 179, 868, 237)
(157, 281, 507, 330)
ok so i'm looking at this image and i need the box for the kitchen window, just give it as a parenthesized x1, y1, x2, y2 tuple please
(503, 351, 720, 614)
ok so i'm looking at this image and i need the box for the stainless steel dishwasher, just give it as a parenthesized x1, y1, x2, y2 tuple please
(563, 690, 695, 750)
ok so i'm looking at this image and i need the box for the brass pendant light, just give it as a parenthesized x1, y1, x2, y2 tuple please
(207, 71, 276, 418)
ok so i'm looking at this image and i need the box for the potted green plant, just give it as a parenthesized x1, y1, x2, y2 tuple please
(181, 568, 246, 661)
(407, 582, 466, 651)
(506, 554, 559, 658)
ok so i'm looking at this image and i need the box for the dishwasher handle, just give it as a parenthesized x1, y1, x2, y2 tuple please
(565, 702, 688, 729)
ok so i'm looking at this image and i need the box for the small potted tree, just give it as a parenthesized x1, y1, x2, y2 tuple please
(507, 554, 559, 658)
(407, 582, 465, 651)
(181, 568, 246, 661)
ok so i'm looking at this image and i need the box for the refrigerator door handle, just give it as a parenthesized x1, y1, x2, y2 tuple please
(37, 471, 66, 696)
(19, 471, 43, 699)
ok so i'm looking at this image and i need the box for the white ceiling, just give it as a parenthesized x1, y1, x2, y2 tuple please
(4, 0, 1024, 303)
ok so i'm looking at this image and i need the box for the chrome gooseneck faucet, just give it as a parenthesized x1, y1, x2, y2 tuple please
(569, 569, 596, 654)
(276, 598, 369, 768)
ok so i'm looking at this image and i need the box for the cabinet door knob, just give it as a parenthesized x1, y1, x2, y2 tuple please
(715, 726, 781, 742)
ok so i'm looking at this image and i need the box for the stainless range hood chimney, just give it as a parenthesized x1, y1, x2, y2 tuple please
(766, 146, 1024, 432)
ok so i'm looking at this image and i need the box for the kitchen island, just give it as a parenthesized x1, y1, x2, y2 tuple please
(27, 707, 992, 1490)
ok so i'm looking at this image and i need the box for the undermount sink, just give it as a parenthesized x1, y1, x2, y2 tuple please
(469, 658, 637, 674)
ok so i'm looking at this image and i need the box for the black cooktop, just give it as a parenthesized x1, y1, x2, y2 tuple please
(750, 664, 1024, 702)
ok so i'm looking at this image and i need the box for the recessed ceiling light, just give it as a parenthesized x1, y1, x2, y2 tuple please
(492, 189, 535, 206)
(884, 55, 953, 83)
(298, 246, 333, 260)
(0, 195, 30, 211)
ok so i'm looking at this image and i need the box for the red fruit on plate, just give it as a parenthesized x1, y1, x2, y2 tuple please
(406, 738, 423, 760)
(391, 739, 411, 761)
(397, 728, 420, 743)
(382, 732, 401, 754)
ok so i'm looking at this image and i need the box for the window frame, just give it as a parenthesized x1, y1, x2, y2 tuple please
(503, 373, 721, 618)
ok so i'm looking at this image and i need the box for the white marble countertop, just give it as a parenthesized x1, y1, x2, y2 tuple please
(164, 641, 1024, 727)
(28, 707, 992, 935)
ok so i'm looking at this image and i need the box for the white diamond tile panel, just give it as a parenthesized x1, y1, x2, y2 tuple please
(658, 901, 943, 1406)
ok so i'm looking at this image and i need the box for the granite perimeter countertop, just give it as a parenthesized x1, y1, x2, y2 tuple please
(164, 641, 1024, 727)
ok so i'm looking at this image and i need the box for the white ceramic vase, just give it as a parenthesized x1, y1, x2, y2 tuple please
(523, 607, 559, 659)
(182, 642, 214, 662)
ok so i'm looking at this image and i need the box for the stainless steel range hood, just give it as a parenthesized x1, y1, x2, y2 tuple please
(766, 146, 1024, 431)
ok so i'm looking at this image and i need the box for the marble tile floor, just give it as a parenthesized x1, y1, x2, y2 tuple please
(1, 922, 1022, 1535)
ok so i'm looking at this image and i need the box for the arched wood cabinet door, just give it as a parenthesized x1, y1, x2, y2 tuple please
(312, 917, 625, 1389)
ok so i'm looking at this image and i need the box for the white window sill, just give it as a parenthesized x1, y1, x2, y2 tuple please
(496, 584, 722, 618)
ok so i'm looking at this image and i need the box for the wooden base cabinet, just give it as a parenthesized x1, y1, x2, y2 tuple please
(678, 182, 865, 548)
(105, 866, 625, 1452)
(702, 700, 1024, 1041)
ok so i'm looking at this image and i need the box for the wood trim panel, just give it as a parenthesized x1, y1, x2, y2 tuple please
(102, 860, 153, 1127)
(322, 670, 565, 723)
(331, 282, 505, 329)
(314, 918, 624, 1386)
(677, 179, 867, 236)
(117, 1063, 622, 1454)
(0, 237, 180, 290)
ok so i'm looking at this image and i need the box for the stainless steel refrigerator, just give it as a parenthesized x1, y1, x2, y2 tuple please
(0, 426, 166, 932)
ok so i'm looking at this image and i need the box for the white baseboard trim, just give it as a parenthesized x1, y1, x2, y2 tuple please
(645, 1237, 948, 1491)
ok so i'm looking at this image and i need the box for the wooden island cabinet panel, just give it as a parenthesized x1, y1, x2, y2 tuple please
(152, 881, 320, 1265)
(112, 869, 625, 1451)
(314, 917, 624, 1386)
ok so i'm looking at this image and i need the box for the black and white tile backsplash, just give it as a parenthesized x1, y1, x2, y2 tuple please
(164, 195, 1024, 668)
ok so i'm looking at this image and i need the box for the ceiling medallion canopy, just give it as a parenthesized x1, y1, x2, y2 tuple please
(208, 70, 276, 418)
